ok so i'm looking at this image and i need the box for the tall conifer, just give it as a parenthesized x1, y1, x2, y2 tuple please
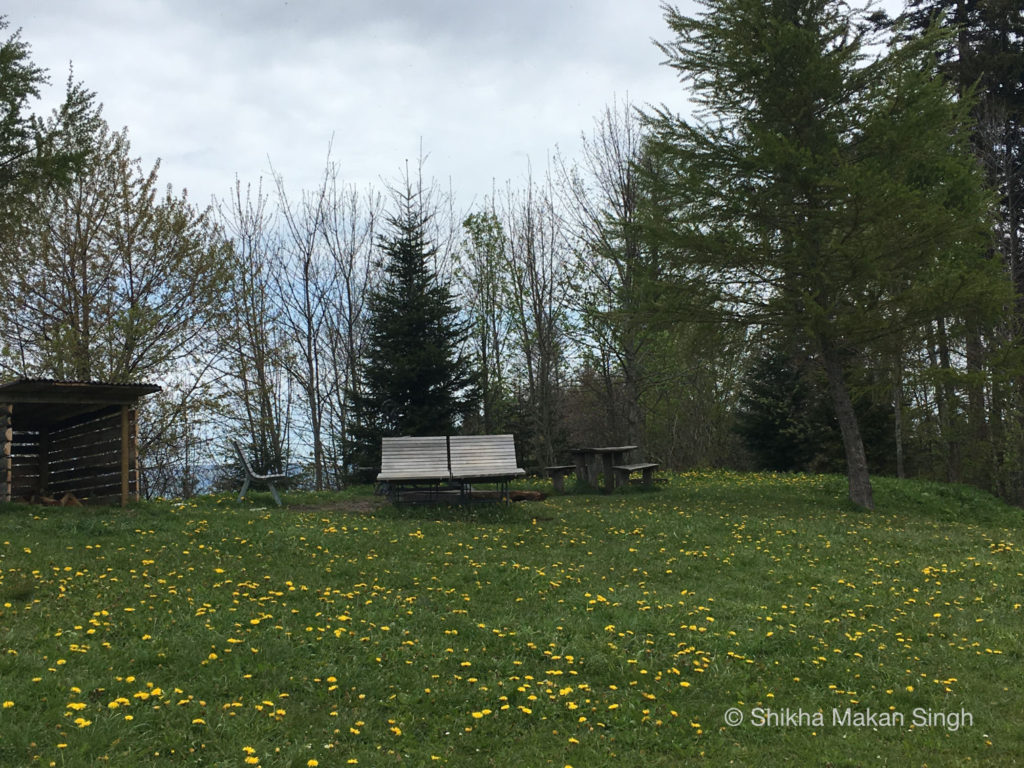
(349, 172, 476, 468)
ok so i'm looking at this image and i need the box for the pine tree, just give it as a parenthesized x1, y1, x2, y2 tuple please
(349, 173, 476, 468)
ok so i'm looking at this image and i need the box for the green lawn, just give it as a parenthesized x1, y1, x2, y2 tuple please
(1, 472, 1021, 767)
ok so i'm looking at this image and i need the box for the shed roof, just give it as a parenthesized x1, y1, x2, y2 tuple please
(0, 379, 161, 430)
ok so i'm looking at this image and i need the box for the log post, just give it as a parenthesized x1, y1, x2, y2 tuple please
(130, 406, 139, 501)
(1, 404, 11, 503)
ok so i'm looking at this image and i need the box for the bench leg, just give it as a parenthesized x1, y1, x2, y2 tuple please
(551, 472, 565, 493)
(602, 454, 616, 493)
(268, 482, 282, 507)
(238, 476, 251, 502)
(641, 467, 654, 486)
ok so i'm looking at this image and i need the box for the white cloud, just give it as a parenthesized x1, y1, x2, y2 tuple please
(8, 0, 901, 210)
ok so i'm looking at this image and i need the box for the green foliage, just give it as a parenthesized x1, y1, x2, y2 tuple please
(458, 211, 516, 434)
(640, 0, 1003, 506)
(0, 16, 96, 234)
(644, 0, 999, 338)
(736, 340, 897, 474)
(350, 176, 477, 466)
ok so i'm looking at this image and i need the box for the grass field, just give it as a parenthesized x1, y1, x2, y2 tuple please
(1, 471, 1021, 767)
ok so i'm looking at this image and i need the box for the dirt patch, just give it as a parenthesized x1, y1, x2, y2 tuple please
(286, 497, 387, 515)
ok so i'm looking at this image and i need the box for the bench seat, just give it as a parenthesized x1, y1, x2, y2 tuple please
(611, 462, 659, 486)
(545, 465, 576, 492)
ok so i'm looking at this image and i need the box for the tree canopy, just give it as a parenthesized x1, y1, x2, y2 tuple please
(0, 16, 96, 233)
(641, 0, 1003, 508)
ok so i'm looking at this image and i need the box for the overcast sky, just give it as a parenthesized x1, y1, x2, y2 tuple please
(7, 0, 696, 211)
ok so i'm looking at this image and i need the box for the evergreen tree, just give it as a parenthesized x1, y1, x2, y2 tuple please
(900, 0, 1024, 494)
(0, 16, 96, 235)
(641, 0, 1002, 508)
(736, 338, 895, 474)
(349, 173, 476, 468)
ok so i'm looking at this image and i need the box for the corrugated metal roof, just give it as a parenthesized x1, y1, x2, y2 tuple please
(0, 378, 161, 403)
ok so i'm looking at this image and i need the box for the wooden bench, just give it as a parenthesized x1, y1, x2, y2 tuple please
(377, 435, 525, 504)
(546, 465, 576, 492)
(232, 440, 287, 507)
(611, 462, 659, 487)
(449, 434, 525, 504)
(377, 436, 452, 502)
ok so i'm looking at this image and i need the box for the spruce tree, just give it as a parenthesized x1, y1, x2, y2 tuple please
(349, 174, 476, 468)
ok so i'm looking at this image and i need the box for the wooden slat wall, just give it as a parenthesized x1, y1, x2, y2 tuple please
(3, 400, 144, 505)
(50, 408, 124, 501)
(11, 428, 41, 499)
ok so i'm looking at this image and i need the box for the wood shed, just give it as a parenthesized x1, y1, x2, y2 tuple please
(0, 379, 161, 506)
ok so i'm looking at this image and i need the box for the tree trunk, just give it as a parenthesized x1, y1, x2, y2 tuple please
(821, 343, 874, 510)
(893, 358, 905, 480)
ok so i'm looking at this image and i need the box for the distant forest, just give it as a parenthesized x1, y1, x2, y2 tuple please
(1, 1, 1021, 509)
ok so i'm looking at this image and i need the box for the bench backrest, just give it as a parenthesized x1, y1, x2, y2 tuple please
(378, 436, 451, 481)
(232, 440, 256, 477)
(448, 434, 524, 478)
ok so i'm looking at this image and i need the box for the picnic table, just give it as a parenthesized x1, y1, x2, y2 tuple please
(572, 445, 637, 493)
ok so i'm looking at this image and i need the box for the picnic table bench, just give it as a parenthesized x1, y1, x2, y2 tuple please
(545, 464, 576, 492)
(611, 462, 660, 487)
(547, 447, 660, 492)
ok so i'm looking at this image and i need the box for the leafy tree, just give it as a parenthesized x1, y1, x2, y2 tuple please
(349, 169, 476, 467)
(642, 0, 1002, 508)
(458, 209, 515, 435)
(1, 120, 230, 381)
(0, 113, 230, 497)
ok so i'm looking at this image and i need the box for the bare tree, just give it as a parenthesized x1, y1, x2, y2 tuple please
(216, 178, 292, 475)
(500, 169, 576, 467)
(318, 167, 381, 485)
(273, 159, 335, 490)
(557, 99, 653, 447)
